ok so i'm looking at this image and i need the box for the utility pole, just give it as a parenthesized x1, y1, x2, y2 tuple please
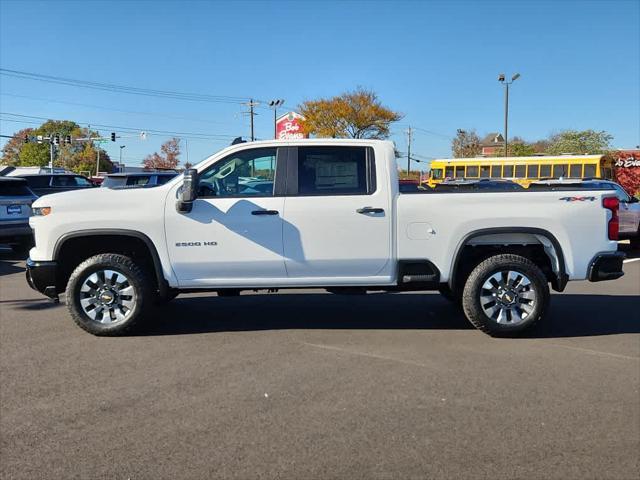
(406, 126, 413, 175)
(119, 145, 126, 173)
(95, 148, 100, 177)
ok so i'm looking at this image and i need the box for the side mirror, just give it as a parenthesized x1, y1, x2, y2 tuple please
(176, 169, 198, 213)
(628, 196, 639, 204)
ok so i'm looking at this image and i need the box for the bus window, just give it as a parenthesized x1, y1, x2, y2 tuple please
(554, 164, 568, 177)
(431, 168, 443, 179)
(503, 165, 514, 177)
(569, 164, 582, 178)
(527, 164, 539, 178)
(466, 165, 479, 177)
(584, 164, 596, 178)
(515, 165, 526, 178)
(445, 166, 454, 178)
(490, 165, 502, 178)
(455, 166, 465, 178)
(540, 164, 552, 178)
(480, 165, 490, 178)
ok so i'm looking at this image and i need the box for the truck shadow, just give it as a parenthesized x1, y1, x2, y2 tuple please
(137, 293, 640, 338)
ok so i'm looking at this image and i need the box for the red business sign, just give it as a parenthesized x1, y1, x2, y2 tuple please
(275, 111, 307, 140)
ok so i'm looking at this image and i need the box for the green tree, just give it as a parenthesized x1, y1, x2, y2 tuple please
(495, 137, 537, 157)
(1, 120, 112, 173)
(451, 129, 481, 158)
(546, 130, 613, 155)
(298, 88, 402, 139)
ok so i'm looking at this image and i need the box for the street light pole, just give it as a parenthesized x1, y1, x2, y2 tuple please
(498, 73, 520, 157)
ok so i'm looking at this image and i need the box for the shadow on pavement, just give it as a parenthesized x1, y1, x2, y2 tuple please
(137, 293, 640, 338)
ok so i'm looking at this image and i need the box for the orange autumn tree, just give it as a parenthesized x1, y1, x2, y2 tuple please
(143, 137, 181, 169)
(298, 88, 402, 139)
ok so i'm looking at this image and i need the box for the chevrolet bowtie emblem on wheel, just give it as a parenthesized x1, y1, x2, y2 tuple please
(559, 196, 596, 202)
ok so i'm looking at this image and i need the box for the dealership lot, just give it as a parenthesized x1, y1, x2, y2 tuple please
(1, 249, 639, 479)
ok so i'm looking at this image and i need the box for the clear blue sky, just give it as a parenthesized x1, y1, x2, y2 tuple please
(1, 0, 638, 169)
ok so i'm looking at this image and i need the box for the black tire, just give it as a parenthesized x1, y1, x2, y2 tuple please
(461, 254, 549, 337)
(630, 234, 640, 250)
(66, 253, 152, 336)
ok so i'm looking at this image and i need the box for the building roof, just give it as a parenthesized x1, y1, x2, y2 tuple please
(480, 133, 504, 147)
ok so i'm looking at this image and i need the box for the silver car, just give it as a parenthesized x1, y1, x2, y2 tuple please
(0, 177, 37, 253)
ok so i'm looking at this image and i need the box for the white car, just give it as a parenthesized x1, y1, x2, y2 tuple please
(26, 139, 625, 337)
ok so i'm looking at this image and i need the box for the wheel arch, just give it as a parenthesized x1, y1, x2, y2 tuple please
(449, 227, 568, 292)
(53, 229, 169, 296)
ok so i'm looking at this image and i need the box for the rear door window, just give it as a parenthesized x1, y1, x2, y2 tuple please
(296, 146, 373, 195)
(0, 182, 33, 196)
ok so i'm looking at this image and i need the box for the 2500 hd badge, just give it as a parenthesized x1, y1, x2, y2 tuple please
(175, 241, 218, 247)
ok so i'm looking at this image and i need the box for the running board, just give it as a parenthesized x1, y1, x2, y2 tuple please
(402, 273, 438, 283)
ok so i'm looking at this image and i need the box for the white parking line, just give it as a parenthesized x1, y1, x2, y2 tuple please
(545, 343, 640, 361)
(623, 258, 640, 264)
(300, 342, 433, 368)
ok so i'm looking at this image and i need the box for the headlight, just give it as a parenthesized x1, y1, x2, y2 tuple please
(32, 207, 52, 216)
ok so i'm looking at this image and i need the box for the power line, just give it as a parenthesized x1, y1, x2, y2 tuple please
(0, 68, 253, 104)
(0, 92, 231, 126)
(0, 112, 238, 140)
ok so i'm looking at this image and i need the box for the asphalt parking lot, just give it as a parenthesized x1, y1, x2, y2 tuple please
(1, 247, 639, 480)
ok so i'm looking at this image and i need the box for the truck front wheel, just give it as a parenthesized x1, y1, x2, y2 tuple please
(461, 254, 549, 336)
(66, 253, 152, 336)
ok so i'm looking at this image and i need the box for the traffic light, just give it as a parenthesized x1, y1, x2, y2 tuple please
(64, 135, 71, 145)
(52, 134, 60, 146)
(110, 132, 116, 142)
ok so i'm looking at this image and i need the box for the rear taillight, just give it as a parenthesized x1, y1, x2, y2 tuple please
(603, 196, 619, 241)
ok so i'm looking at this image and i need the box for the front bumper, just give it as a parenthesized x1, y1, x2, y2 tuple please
(25, 258, 59, 300)
(588, 251, 625, 282)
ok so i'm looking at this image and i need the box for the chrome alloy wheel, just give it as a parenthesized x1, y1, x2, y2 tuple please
(479, 270, 536, 325)
(79, 269, 136, 324)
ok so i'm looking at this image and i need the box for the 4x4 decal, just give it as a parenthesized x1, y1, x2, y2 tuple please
(559, 196, 596, 202)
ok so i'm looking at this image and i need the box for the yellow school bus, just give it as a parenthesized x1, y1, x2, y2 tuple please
(426, 155, 614, 188)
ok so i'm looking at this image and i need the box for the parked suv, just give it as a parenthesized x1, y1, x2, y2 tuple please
(530, 179, 640, 247)
(0, 177, 37, 252)
(19, 174, 96, 197)
(101, 172, 178, 189)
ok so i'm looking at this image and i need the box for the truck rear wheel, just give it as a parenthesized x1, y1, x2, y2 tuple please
(461, 254, 549, 336)
(66, 253, 152, 336)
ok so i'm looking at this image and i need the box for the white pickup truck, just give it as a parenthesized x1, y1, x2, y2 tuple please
(26, 139, 625, 336)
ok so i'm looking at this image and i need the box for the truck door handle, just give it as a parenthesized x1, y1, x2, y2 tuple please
(251, 209, 279, 216)
(357, 207, 384, 214)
